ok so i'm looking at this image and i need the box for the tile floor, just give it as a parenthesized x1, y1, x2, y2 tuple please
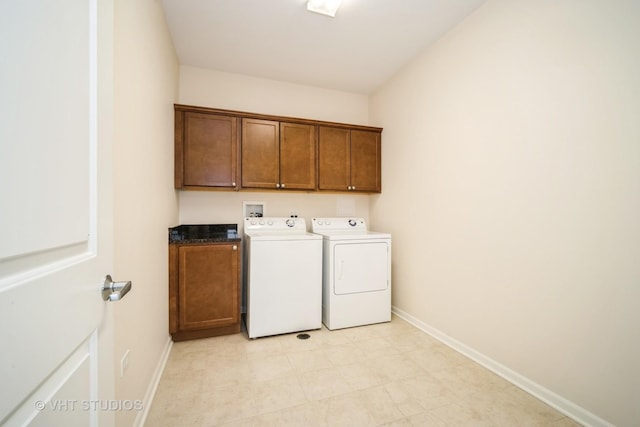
(145, 316, 582, 426)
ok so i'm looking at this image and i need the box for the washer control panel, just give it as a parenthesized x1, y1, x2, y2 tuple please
(311, 217, 367, 232)
(244, 217, 307, 233)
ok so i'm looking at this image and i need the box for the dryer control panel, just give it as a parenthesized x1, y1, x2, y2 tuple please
(311, 217, 367, 232)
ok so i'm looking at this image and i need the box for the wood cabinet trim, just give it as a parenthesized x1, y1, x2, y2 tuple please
(174, 111, 185, 188)
(175, 104, 382, 133)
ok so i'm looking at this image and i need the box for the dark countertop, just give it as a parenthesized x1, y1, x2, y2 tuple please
(169, 224, 240, 244)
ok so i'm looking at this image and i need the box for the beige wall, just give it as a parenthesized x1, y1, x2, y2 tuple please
(113, 0, 179, 426)
(179, 66, 370, 124)
(370, 1, 640, 426)
(111, 1, 639, 425)
(177, 66, 373, 229)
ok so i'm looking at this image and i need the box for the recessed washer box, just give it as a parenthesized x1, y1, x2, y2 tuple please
(243, 201, 265, 218)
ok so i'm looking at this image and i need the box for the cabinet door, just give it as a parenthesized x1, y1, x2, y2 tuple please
(178, 244, 239, 331)
(318, 126, 351, 191)
(242, 118, 279, 189)
(350, 129, 381, 192)
(182, 112, 238, 188)
(280, 122, 316, 190)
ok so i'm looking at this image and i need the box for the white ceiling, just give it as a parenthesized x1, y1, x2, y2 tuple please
(160, 0, 487, 94)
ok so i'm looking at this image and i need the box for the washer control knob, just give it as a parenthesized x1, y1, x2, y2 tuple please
(250, 220, 256, 225)
(259, 220, 265, 225)
(317, 220, 323, 225)
(326, 220, 331, 225)
(348, 219, 357, 227)
(267, 220, 273, 225)
(286, 218, 295, 227)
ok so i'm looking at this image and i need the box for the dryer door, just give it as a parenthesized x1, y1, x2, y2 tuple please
(333, 241, 389, 295)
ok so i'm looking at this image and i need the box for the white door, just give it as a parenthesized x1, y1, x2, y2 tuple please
(0, 0, 117, 426)
(333, 242, 389, 294)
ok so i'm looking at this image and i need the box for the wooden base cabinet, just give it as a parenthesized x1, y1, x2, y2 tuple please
(169, 242, 241, 341)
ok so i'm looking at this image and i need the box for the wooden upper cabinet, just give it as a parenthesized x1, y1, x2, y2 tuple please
(175, 111, 238, 189)
(318, 127, 350, 191)
(318, 126, 381, 193)
(350, 129, 381, 193)
(174, 104, 381, 193)
(242, 118, 316, 190)
(241, 118, 280, 189)
(279, 122, 316, 190)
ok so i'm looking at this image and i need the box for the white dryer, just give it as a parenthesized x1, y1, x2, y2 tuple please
(244, 217, 322, 338)
(311, 218, 391, 330)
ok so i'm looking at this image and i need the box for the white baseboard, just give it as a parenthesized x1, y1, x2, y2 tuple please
(134, 336, 173, 427)
(392, 306, 613, 427)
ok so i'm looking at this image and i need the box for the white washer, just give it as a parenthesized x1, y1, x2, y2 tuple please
(244, 217, 322, 339)
(311, 218, 391, 330)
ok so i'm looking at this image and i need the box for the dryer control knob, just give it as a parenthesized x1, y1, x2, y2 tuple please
(317, 220, 323, 225)
(286, 218, 295, 227)
(267, 220, 273, 225)
(259, 220, 265, 225)
(348, 219, 357, 226)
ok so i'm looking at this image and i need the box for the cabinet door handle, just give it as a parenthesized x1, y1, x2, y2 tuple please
(352, 186, 356, 190)
(232, 245, 238, 250)
(232, 182, 236, 186)
(281, 183, 285, 188)
(347, 185, 352, 190)
(276, 183, 280, 188)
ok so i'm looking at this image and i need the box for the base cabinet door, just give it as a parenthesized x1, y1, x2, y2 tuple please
(169, 243, 241, 341)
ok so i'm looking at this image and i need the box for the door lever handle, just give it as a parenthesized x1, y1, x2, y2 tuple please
(102, 275, 132, 302)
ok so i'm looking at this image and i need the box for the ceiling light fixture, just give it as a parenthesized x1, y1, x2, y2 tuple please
(306, 0, 342, 17)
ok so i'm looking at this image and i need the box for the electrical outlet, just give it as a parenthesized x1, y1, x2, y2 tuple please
(120, 350, 130, 377)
